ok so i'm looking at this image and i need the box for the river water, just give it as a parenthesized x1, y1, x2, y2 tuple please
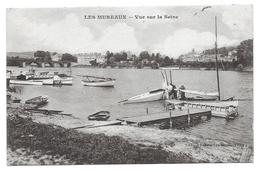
(8, 67, 253, 146)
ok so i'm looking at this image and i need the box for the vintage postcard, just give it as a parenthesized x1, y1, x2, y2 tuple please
(6, 5, 253, 165)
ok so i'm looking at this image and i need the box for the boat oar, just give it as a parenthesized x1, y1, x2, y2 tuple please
(118, 99, 128, 103)
(234, 98, 253, 101)
(170, 70, 173, 84)
(71, 124, 95, 129)
(164, 70, 169, 85)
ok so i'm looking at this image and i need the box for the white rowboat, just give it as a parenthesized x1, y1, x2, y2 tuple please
(81, 80, 115, 87)
(79, 75, 116, 87)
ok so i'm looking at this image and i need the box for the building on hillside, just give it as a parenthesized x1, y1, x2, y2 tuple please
(182, 49, 202, 62)
(75, 52, 105, 65)
(51, 53, 62, 61)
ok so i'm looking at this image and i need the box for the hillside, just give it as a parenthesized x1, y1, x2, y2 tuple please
(7, 52, 34, 59)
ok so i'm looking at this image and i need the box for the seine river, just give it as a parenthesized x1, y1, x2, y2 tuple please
(8, 67, 253, 146)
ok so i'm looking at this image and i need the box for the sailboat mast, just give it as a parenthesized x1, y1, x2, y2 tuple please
(215, 16, 221, 100)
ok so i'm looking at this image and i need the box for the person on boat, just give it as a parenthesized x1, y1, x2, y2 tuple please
(164, 84, 174, 100)
(178, 85, 186, 100)
(169, 84, 177, 99)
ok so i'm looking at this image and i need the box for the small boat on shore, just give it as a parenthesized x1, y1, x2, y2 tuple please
(80, 75, 115, 87)
(119, 89, 165, 104)
(25, 96, 48, 107)
(88, 111, 110, 121)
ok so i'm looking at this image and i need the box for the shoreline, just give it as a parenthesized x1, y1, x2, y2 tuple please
(7, 107, 194, 165)
(7, 65, 253, 72)
(7, 105, 253, 164)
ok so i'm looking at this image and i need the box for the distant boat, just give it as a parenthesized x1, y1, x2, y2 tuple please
(9, 73, 43, 85)
(80, 75, 116, 87)
(88, 111, 110, 121)
(9, 69, 73, 86)
(39, 75, 73, 85)
(119, 89, 165, 104)
(9, 79, 43, 85)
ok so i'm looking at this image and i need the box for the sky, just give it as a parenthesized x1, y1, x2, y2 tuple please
(6, 5, 253, 58)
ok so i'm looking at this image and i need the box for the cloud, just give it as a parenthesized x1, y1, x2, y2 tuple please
(153, 28, 238, 57)
(95, 23, 140, 52)
(7, 12, 140, 53)
(221, 5, 253, 38)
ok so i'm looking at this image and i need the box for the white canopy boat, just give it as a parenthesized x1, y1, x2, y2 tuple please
(39, 75, 73, 85)
(80, 75, 116, 87)
(9, 73, 43, 85)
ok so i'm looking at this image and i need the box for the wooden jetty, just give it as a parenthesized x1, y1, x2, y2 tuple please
(71, 120, 122, 129)
(166, 100, 238, 119)
(117, 109, 211, 128)
(25, 108, 72, 116)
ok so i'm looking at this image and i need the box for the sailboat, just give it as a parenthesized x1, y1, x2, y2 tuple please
(166, 16, 239, 119)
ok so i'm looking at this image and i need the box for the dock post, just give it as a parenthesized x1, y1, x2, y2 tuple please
(187, 108, 190, 127)
(146, 107, 149, 115)
(169, 111, 172, 128)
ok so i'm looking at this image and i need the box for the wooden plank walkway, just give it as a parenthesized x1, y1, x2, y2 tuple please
(117, 109, 211, 126)
(71, 120, 122, 129)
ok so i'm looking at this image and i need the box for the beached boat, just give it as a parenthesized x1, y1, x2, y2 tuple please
(88, 111, 110, 121)
(80, 75, 116, 87)
(25, 96, 48, 107)
(119, 89, 165, 104)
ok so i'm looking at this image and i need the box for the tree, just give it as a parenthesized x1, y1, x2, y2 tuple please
(61, 53, 77, 62)
(90, 59, 98, 66)
(105, 51, 113, 63)
(237, 39, 253, 66)
(34, 50, 51, 62)
(163, 56, 172, 66)
(139, 51, 150, 60)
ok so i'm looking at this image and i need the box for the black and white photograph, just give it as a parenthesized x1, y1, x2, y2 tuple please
(5, 4, 254, 165)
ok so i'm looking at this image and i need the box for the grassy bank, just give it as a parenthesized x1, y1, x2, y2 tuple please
(7, 109, 194, 165)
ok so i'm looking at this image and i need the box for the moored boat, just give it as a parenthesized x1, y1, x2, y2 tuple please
(40, 75, 73, 85)
(88, 111, 110, 121)
(80, 75, 115, 87)
(10, 79, 43, 85)
(119, 89, 165, 104)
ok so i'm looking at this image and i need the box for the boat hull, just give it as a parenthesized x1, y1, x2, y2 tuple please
(81, 80, 115, 87)
(10, 80, 43, 85)
(122, 90, 165, 104)
(35, 77, 73, 85)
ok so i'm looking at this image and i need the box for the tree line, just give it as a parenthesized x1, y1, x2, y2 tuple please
(7, 50, 77, 66)
(7, 39, 253, 70)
